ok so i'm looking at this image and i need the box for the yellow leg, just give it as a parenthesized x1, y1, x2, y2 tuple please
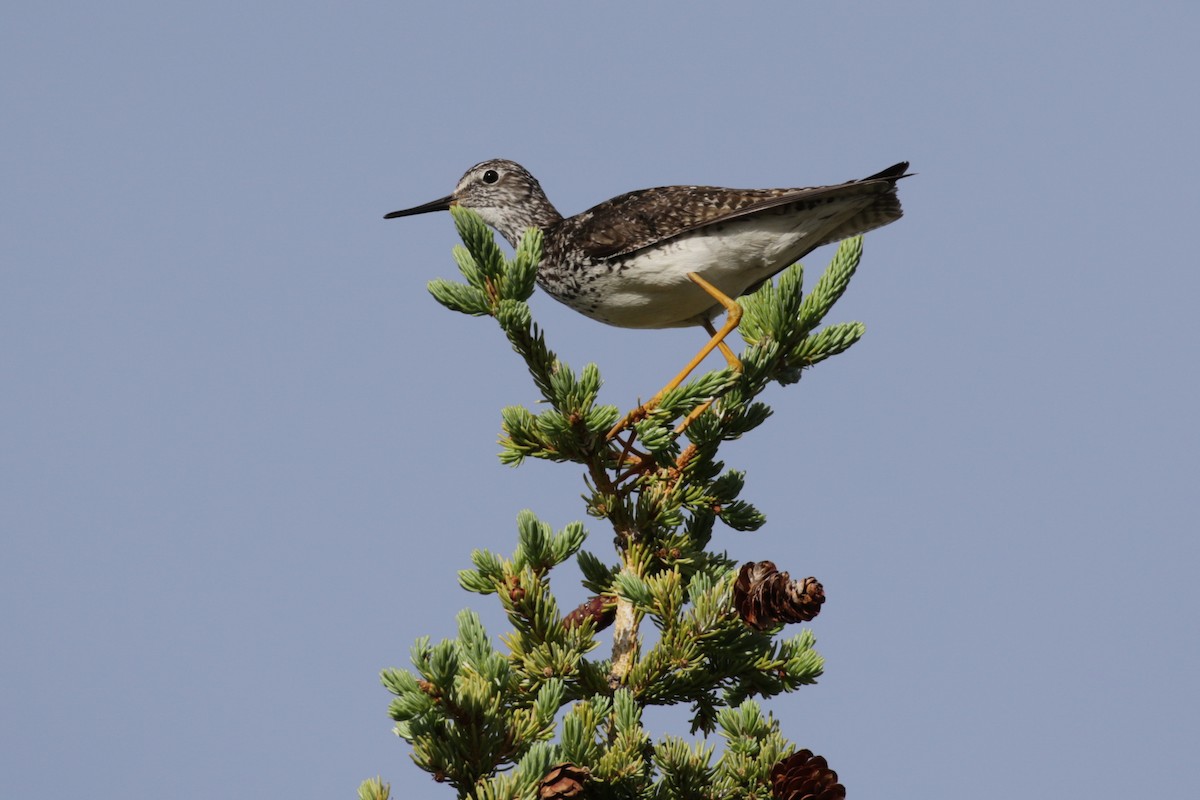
(703, 318, 742, 372)
(672, 317, 745, 434)
(607, 273, 743, 440)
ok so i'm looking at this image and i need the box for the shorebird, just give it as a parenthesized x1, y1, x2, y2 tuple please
(385, 159, 908, 437)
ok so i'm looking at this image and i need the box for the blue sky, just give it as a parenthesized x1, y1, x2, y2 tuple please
(3, 2, 1197, 797)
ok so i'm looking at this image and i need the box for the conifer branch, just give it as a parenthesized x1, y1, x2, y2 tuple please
(376, 209, 876, 799)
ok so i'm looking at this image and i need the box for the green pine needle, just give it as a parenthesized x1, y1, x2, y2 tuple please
(799, 235, 862, 333)
(427, 278, 491, 316)
(451, 206, 506, 281)
(614, 572, 654, 608)
(789, 320, 866, 367)
(508, 228, 542, 301)
(357, 776, 391, 800)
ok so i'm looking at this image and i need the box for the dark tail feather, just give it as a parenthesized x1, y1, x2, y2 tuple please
(810, 163, 909, 249)
(862, 161, 911, 182)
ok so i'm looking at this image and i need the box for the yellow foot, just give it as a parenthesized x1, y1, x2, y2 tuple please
(606, 402, 653, 441)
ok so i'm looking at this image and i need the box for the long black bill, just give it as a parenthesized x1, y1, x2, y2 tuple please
(383, 194, 455, 219)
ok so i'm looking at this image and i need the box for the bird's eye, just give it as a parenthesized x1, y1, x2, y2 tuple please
(482, 169, 500, 184)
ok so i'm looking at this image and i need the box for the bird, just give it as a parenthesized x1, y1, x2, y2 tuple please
(385, 158, 909, 437)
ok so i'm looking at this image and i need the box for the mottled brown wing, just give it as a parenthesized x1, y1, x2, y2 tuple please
(566, 162, 910, 261)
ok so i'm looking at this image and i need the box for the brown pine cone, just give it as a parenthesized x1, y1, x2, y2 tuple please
(733, 561, 825, 631)
(562, 596, 616, 631)
(770, 749, 845, 800)
(505, 575, 527, 603)
(539, 763, 590, 800)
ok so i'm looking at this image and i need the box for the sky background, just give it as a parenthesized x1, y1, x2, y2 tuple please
(3, 2, 1197, 797)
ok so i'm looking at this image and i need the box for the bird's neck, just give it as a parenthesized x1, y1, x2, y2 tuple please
(483, 196, 563, 248)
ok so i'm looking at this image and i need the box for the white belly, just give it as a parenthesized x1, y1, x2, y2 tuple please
(577, 215, 833, 329)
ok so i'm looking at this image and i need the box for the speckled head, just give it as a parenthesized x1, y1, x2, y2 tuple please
(384, 159, 563, 247)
